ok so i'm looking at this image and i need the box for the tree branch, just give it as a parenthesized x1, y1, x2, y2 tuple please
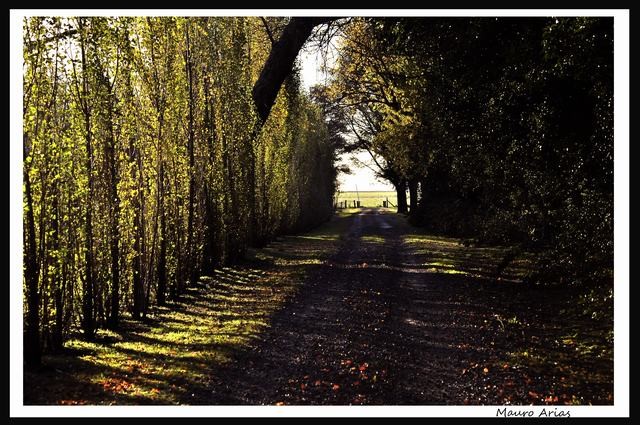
(25, 29, 78, 50)
(259, 17, 276, 46)
(252, 17, 336, 123)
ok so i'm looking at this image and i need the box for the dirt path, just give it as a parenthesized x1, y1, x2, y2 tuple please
(199, 208, 405, 404)
(192, 208, 612, 405)
(24, 208, 612, 406)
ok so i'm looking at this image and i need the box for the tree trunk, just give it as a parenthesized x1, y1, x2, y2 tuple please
(23, 163, 41, 367)
(50, 194, 63, 351)
(202, 184, 217, 273)
(52, 286, 64, 352)
(260, 139, 269, 246)
(252, 17, 335, 123)
(82, 105, 95, 340)
(408, 179, 418, 216)
(106, 123, 120, 329)
(132, 141, 145, 320)
(132, 203, 143, 319)
(202, 76, 218, 272)
(396, 180, 408, 214)
(185, 24, 198, 287)
(157, 164, 167, 306)
(77, 21, 95, 340)
(171, 167, 182, 301)
(409, 177, 431, 226)
(248, 146, 258, 246)
(222, 130, 240, 262)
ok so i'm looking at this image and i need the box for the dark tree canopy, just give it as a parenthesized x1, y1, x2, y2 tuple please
(327, 17, 613, 286)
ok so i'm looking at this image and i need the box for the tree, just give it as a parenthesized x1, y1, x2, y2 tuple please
(252, 17, 336, 124)
(322, 16, 612, 287)
(23, 16, 339, 353)
(70, 17, 97, 339)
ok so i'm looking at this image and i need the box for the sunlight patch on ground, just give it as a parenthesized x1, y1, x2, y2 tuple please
(25, 208, 357, 405)
(361, 235, 385, 244)
(402, 232, 535, 282)
(30, 265, 306, 404)
(292, 235, 339, 241)
(404, 235, 462, 247)
(335, 208, 362, 217)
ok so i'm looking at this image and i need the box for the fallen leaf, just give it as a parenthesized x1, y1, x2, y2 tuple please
(101, 378, 134, 393)
(332, 384, 340, 391)
(59, 399, 88, 405)
(352, 394, 366, 404)
(359, 362, 369, 371)
(275, 401, 285, 406)
(503, 363, 509, 369)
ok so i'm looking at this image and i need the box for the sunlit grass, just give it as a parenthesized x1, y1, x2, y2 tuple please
(293, 235, 337, 241)
(335, 191, 397, 208)
(402, 232, 534, 281)
(361, 235, 385, 243)
(404, 235, 462, 247)
(25, 210, 362, 405)
(336, 207, 363, 216)
(31, 254, 328, 403)
(54, 272, 284, 403)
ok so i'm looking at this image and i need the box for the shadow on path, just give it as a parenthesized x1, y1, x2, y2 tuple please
(192, 209, 612, 405)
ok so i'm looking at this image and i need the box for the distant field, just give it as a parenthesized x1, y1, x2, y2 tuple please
(335, 191, 398, 208)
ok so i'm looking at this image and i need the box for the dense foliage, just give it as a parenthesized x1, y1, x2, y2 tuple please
(23, 17, 337, 365)
(23, 16, 615, 371)
(328, 17, 613, 286)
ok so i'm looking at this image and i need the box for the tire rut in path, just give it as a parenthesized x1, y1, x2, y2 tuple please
(202, 209, 405, 405)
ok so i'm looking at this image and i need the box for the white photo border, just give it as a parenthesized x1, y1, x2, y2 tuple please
(9, 8, 630, 418)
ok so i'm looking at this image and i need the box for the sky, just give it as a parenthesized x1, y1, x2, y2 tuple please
(298, 46, 395, 192)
